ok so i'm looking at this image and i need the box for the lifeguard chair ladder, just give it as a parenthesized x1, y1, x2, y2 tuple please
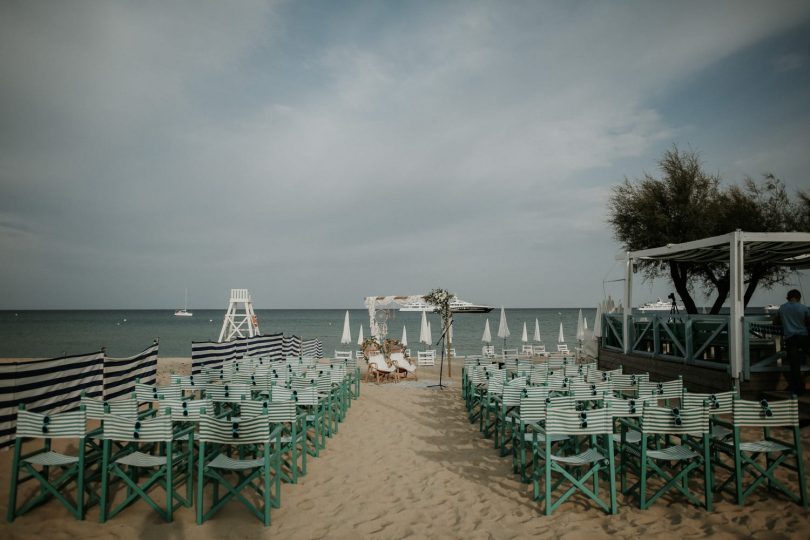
(218, 288, 261, 342)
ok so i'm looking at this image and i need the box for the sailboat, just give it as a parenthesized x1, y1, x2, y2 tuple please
(175, 288, 193, 317)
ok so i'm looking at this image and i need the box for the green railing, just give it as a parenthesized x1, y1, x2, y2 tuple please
(601, 313, 783, 379)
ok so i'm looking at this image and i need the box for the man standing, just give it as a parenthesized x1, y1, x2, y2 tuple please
(775, 289, 810, 396)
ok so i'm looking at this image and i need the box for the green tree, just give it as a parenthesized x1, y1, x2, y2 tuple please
(608, 147, 809, 314)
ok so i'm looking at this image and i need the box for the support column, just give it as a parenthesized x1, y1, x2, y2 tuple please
(623, 252, 633, 354)
(728, 230, 744, 386)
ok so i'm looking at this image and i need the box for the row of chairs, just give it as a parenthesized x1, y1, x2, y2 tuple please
(7, 356, 361, 527)
(462, 359, 807, 514)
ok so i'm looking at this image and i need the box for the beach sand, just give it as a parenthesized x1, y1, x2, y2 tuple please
(1, 357, 809, 539)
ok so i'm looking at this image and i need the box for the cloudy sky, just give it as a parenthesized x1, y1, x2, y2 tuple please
(1, 1, 809, 309)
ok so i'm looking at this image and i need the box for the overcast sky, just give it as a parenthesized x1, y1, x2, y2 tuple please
(1, 1, 809, 309)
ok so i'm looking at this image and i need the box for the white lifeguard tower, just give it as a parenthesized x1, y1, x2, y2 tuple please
(218, 288, 261, 342)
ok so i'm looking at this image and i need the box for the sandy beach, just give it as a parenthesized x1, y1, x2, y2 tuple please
(1, 357, 809, 539)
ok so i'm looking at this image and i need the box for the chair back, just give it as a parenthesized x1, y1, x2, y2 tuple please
(545, 404, 613, 436)
(732, 398, 799, 427)
(641, 402, 709, 435)
(199, 413, 270, 445)
(102, 411, 173, 442)
(638, 377, 682, 401)
(16, 408, 87, 438)
(682, 390, 735, 416)
(82, 395, 138, 421)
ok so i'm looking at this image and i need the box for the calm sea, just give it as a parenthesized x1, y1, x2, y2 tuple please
(0, 308, 595, 358)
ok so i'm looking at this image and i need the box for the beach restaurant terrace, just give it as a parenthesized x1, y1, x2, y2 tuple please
(599, 231, 810, 393)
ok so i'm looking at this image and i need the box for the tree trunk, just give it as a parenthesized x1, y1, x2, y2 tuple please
(743, 274, 761, 308)
(670, 261, 698, 314)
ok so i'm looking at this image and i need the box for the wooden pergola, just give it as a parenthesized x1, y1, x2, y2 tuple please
(616, 230, 810, 386)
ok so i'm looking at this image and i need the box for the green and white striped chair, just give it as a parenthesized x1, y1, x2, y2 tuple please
(493, 376, 527, 455)
(610, 372, 650, 398)
(99, 409, 186, 522)
(512, 390, 573, 483)
(712, 397, 807, 507)
(535, 403, 617, 515)
(626, 401, 712, 510)
(196, 410, 283, 526)
(7, 405, 93, 522)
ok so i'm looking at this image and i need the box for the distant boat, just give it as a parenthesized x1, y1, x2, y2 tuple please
(764, 304, 779, 314)
(638, 297, 683, 313)
(175, 289, 193, 317)
(399, 296, 493, 313)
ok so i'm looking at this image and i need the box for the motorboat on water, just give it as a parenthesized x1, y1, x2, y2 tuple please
(637, 297, 684, 313)
(399, 296, 493, 313)
(764, 304, 779, 313)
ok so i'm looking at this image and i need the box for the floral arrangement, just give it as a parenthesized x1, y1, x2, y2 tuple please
(424, 288, 453, 326)
(361, 337, 381, 358)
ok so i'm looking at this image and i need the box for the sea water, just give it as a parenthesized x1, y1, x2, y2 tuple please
(0, 308, 595, 359)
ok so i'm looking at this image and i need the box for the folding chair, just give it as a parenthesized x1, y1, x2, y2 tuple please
(99, 409, 187, 522)
(534, 402, 617, 515)
(8, 405, 93, 522)
(196, 410, 283, 526)
(513, 391, 573, 483)
(625, 401, 712, 510)
(493, 376, 527, 455)
(712, 397, 807, 507)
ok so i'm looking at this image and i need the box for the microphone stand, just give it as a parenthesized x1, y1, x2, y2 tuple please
(427, 320, 452, 390)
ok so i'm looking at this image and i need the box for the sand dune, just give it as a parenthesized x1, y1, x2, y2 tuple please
(1, 358, 809, 539)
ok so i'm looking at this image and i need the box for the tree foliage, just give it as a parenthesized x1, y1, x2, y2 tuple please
(608, 147, 809, 314)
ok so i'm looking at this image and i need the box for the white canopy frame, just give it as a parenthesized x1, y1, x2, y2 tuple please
(616, 230, 810, 384)
(364, 295, 430, 341)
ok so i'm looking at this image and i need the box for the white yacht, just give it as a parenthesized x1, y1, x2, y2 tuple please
(638, 297, 683, 313)
(399, 296, 493, 313)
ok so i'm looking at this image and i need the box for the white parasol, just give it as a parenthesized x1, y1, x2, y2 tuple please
(341, 310, 352, 345)
(533, 318, 542, 342)
(497, 307, 510, 348)
(576, 309, 585, 342)
(419, 311, 429, 345)
(593, 304, 603, 338)
(521, 322, 528, 343)
(426, 320, 433, 346)
(482, 319, 492, 343)
(357, 325, 364, 345)
(558, 321, 565, 343)
(401, 325, 408, 346)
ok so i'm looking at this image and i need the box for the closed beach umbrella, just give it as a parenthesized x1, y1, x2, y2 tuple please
(427, 320, 433, 346)
(533, 318, 542, 342)
(558, 321, 565, 343)
(593, 304, 603, 338)
(576, 309, 585, 342)
(584, 316, 588, 331)
(497, 307, 510, 347)
(401, 325, 408, 346)
(521, 322, 528, 343)
(482, 319, 492, 343)
(341, 310, 352, 345)
(420, 311, 429, 345)
(357, 325, 364, 345)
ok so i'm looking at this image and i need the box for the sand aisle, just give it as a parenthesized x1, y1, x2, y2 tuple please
(1, 361, 809, 539)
